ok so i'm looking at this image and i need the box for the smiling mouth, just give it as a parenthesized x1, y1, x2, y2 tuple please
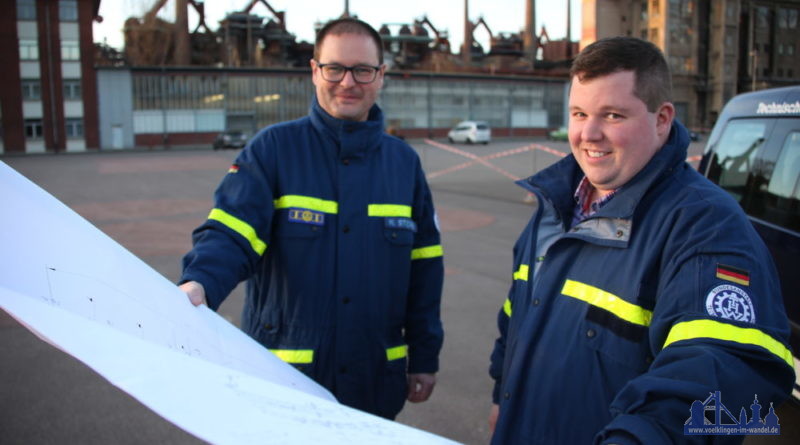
(586, 150, 610, 158)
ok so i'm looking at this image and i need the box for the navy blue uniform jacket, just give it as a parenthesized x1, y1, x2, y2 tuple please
(182, 100, 444, 419)
(490, 122, 794, 444)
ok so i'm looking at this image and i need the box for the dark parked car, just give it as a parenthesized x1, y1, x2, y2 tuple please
(213, 130, 248, 150)
(697, 85, 800, 401)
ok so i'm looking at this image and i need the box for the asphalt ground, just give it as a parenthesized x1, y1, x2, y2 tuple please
(2, 137, 797, 444)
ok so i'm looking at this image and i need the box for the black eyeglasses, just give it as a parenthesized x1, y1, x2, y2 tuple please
(314, 61, 382, 84)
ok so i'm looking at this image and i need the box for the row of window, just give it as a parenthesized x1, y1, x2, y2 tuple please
(24, 118, 83, 139)
(753, 42, 797, 56)
(756, 7, 800, 29)
(17, 0, 78, 21)
(21, 79, 81, 101)
(18, 39, 79, 61)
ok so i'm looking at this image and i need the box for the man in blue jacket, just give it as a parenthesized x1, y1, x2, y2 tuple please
(488, 37, 795, 443)
(179, 18, 444, 420)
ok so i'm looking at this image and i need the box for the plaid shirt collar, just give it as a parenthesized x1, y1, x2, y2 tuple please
(571, 176, 617, 227)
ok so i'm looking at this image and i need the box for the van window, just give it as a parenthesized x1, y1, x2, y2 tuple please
(705, 119, 768, 202)
(759, 131, 800, 232)
(476, 124, 488, 130)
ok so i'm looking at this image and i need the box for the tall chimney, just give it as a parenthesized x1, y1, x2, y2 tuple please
(344, 0, 350, 17)
(524, 0, 537, 60)
(174, 0, 190, 65)
(566, 0, 572, 58)
(462, 0, 473, 63)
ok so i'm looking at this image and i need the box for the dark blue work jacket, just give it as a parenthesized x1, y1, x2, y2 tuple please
(182, 100, 444, 419)
(490, 122, 795, 444)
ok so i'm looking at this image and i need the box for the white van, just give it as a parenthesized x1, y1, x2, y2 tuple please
(447, 121, 491, 144)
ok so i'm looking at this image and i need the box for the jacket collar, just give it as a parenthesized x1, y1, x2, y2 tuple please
(518, 120, 691, 225)
(308, 97, 385, 159)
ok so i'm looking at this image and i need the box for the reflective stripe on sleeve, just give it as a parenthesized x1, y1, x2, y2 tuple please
(208, 208, 267, 256)
(663, 319, 794, 369)
(513, 264, 529, 281)
(274, 195, 338, 214)
(561, 279, 653, 327)
(386, 345, 408, 361)
(503, 298, 512, 317)
(368, 204, 412, 218)
(411, 244, 443, 260)
(269, 349, 314, 364)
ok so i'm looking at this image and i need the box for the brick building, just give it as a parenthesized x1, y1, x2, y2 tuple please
(0, 0, 100, 154)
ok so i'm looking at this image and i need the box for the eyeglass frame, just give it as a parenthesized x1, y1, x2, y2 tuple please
(313, 60, 384, 84)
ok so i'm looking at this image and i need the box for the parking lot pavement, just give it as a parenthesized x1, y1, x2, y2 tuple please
(2, 138, 797, 444)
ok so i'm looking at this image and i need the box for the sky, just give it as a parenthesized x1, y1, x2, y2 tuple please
(93, 0, 581, 54)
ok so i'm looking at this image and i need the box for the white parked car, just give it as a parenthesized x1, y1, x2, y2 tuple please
(447, 121, 491, 144)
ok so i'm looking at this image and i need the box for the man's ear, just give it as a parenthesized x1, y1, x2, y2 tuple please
(655, 102, 675, 137)
(310, 59, 319, 87)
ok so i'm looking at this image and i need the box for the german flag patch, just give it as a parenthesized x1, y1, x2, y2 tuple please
(228, 164, 239, 173)
(716, 264, 750, 286)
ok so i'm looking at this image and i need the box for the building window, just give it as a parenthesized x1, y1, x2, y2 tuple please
(788, 44, 795, 55)
(63, 79, 82, 100)
(65, 118, 83, 138)
(21, 80, 41, 100)
(778, 9, 789, 28)
(790, 9, 799, 29)
(61, 41, 80, 60)
(25, 119, 43, 139)
(19, 39, 39, 60)
(756, 7, 769, 29)
(16, 0, 36, 20)
(59, 0, 78, 21)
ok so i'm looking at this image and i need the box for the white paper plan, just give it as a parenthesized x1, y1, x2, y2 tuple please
(0, 161, 459, 445)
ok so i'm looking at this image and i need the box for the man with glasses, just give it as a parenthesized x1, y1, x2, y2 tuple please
(179, 18, 444, 419)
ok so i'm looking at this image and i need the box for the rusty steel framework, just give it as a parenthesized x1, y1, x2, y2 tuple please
(119, 0, 576, 74)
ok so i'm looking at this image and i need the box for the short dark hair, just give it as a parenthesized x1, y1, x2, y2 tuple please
(570, 36, 672, 112)
(314, 18, 384, 64)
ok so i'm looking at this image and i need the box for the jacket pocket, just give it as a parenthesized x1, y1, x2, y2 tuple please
(580, 306, 652, 374)
(274, 210, 326, 239)
(374, 345, 408, 419)
(383, 227, 414, 246)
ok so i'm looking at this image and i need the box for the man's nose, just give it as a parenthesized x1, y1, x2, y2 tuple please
(581, 118, 603, 141)
(339, 69, 358, 87)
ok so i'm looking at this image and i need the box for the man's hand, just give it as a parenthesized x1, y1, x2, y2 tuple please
(179, 281, 207, 307)
(489, 404, 499, 433)
(406, 373, 436, 403)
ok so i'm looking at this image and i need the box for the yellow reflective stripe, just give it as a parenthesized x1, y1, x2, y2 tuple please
(664, 319, 794, 369)
(411, 244, 443, 260)
(269, 349, 314, 364)
(208, 208, 267, 255)
(386, 345, 408, 361)
(274, 195, 338, 214)
(368, 204, 412, 217)
(503, 298, 512, 317)
(513, 264, 529, 281)
(561, 279, 653, 327)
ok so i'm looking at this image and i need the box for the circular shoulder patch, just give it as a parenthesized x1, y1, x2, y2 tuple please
(705, 284, 755, 323)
